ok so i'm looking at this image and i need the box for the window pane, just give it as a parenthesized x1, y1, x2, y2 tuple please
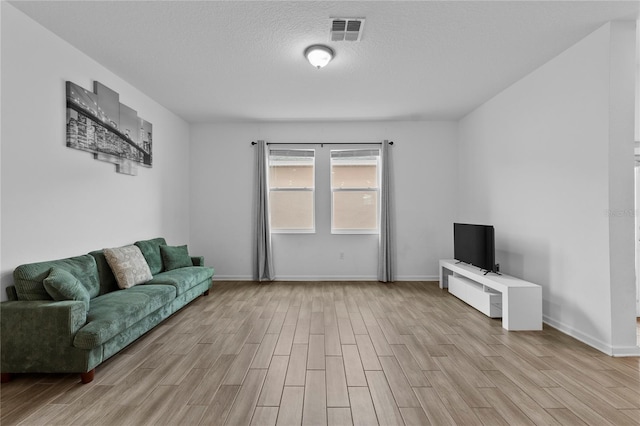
(269, 149, 315, 232)
(332, 164, 378, 189)
(269, 150, 314, 189)
(269, 165, 313, 188)
(270, 191, 314, 230)
(333, 191, 378, 230)
(331, 149, 379, 233)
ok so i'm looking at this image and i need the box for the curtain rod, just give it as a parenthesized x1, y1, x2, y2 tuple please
(251, 141, 393, 146)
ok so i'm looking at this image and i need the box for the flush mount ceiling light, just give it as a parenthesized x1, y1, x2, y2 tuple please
(304, 45, 334, 69)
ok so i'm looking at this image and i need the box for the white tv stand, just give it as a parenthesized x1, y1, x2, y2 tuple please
(439, 259, 542, 331)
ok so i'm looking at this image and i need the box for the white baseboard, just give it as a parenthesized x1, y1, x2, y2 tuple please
(611, 345, 640, 357)
(396, 275, 439, 281)
(543, 315, 640, 357)
(213, 275, 439, 282)
(277, 275, 378, 281)
(212, 275, 254, 281)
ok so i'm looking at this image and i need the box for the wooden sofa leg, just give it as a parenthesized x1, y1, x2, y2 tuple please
(203, 289, 210, 296)
(1, 373, 11, 383)
(80, 369, 95, 384)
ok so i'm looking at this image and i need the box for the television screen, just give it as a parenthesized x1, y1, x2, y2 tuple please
(453, 223, 495, 273)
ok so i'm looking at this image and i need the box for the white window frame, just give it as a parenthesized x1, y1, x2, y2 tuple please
(330, 149, 380, 235)
(269, 148, 316, 234)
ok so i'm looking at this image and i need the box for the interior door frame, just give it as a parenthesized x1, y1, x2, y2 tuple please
(636, 165, 640, 316)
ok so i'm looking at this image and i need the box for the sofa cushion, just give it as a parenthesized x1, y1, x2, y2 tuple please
(160, 245, 192, 271)
(73, 284, 176, 349)
(89, 250, 119, 296)
(104, 245, 153, 289)
(147, 266, 214, 296)
(134, 238, 167, 275)
(43, 267, 91, 311)
(13, 254, 100, 301)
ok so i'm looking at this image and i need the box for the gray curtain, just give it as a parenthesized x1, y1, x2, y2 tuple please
(378, 140, 395, 282)
(255, 140, 275, 282)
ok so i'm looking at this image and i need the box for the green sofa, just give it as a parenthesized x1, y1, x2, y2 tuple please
(0, 238, 214, 384)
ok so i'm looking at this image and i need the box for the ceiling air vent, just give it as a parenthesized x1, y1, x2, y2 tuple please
(330, 18, 365, 42)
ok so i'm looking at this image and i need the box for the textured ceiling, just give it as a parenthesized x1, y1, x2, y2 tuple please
(9, 1, 640, 123)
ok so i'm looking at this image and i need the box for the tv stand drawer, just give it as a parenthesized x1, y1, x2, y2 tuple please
(448, 275, 502, 318)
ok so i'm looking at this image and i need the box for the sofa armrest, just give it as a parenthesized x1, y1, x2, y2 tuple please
(191, 256, 205, 267)
(1, 301, 87, 362)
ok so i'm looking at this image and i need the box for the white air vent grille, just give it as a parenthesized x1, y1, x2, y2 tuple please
(330, 18, 365, 42)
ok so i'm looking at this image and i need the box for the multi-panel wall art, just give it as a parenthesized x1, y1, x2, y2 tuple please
(66, 81, 152, 175)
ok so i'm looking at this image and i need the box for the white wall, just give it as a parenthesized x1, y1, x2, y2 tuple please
(0, 4, 192, 300)
(190, 121, 457, 281)
(458, 22, 638, 355)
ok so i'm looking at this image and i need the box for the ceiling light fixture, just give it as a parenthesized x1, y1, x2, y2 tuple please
(304, 45, 334, 69)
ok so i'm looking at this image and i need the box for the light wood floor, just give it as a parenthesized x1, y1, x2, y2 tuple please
(2, 281, 640, 425)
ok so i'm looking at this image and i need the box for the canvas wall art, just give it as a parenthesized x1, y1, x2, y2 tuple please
(66, 81, 152, 175)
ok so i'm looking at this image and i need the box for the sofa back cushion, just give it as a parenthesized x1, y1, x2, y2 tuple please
(13, 254, 100, 300)
(5, 286, 18, 301)
(134, 237, 167, 275)
(89, 250, 119, 296)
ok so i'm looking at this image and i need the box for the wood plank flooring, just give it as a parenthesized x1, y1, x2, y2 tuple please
(1, 281, 639, 425)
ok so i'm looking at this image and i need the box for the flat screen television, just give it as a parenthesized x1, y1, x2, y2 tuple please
(453, 223, 496, 274)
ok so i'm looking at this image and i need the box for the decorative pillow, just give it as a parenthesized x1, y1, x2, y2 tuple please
(160, 245, 192, 271)
(134, 238, 167, 275)
(43, 267, 91, 311)
(103, 245, 153, 289)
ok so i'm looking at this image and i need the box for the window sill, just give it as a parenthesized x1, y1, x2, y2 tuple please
(271, 229, 316, 235)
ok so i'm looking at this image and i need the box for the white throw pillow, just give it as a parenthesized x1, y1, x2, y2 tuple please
(103, 245, 153, 289)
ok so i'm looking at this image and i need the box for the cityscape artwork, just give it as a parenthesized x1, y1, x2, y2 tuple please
(66, 81, 152, 175)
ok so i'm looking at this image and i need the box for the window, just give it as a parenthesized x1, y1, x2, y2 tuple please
(331, 149, 380, 233)
(269, 149, 315, 232)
